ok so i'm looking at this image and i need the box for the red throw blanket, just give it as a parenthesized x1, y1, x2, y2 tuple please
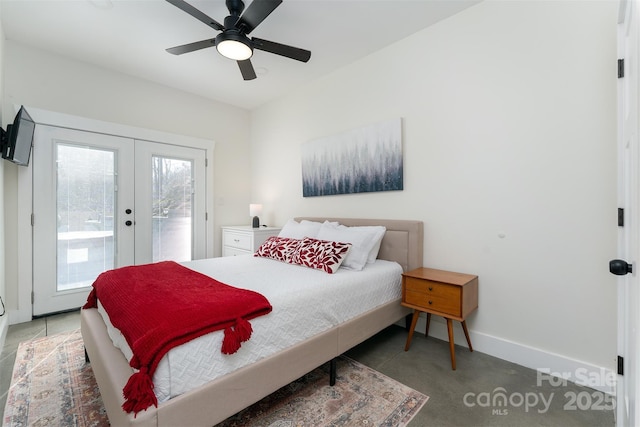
(82, 261, 272, 415)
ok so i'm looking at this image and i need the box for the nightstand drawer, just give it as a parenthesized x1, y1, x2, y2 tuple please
(405, 278, 459, 297)
(223, 246, 251, 257)
(404, 289, 461, 316)
(223, 231, 252, 251)
(403, 277, 461, 316)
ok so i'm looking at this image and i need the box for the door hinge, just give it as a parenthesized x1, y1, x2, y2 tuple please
(618, 208, 624, 227)
(205, 212, 208, 221)
(618, 58, 625, 78)
(205, 158, 208, 167)
(618, 355, 624, 375)
(31, 213, 34, 227)
(31, 291, 34, 304)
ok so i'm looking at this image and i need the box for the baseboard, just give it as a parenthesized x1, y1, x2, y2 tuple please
(0, 314, 9, 352)
(8, 308, 32, 325)
(400, 314, 616, 395)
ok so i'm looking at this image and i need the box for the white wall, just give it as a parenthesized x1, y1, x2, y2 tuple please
(250, 1, 618, 379)
(2, 41, 252, 317)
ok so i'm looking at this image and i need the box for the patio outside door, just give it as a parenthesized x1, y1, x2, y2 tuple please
(32, 125, 206, 316)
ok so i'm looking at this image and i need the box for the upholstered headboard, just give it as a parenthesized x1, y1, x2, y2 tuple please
(294, 217, 424, 272)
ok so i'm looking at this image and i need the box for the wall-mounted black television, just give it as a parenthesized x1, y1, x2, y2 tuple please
(1, 106, 35, 166)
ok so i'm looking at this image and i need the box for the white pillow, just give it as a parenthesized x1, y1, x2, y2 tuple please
(365, 226, 386, 263)
(316, 223, 385, 271)
(278, 219, 324, 239)
(278, 219, 320, 239)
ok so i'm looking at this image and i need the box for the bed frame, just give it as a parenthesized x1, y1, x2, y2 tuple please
(81, 217, 423, 426)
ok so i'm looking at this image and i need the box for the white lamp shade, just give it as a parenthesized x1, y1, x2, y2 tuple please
(249, 204, 263, 217)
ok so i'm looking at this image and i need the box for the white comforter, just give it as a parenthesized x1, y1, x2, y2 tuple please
(97, 255, 402, 402)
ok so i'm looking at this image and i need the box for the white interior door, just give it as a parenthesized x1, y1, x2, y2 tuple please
(32, 125, 135, 316)
(616, 0, 640, 425)
(32, 129, 208, 316)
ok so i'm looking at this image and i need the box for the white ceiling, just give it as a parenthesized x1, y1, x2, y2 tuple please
(0, 0, 480, 110)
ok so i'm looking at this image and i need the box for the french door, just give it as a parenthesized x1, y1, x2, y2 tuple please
(134, 141, 207, 265)
(32, 125, 206, 316)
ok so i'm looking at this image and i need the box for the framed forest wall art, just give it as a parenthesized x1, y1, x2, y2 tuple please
(301, 118, 403, 197)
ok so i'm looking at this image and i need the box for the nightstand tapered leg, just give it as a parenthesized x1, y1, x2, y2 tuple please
(425, 313, 432, 337)
(404, 310, 420, 351)
(461, 320, 473, 352)
(447, 318, 456, 370)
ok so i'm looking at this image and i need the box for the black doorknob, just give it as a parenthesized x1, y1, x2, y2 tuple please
(125, 220, 133, 226)
(125, 209, 132, 214)
(610, 259, 633, 275)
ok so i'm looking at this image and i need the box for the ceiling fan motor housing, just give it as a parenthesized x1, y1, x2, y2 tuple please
(226, 0, 245, 20)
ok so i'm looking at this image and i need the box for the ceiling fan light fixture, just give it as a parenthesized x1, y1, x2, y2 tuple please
(216, 33, 253, 61)
(165, 0, 311, 80)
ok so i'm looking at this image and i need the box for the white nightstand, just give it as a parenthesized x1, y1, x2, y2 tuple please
(221, 225, 281, 257)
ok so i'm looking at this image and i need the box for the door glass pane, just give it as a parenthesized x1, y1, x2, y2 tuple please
(152, 156, 193, 262)
(56, 144, 115, 291)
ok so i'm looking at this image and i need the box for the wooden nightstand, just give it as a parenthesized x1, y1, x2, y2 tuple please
(221, 226, 281, 257)
(401, 267, 478, 370)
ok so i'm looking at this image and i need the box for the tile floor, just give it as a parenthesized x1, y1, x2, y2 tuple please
(0, 311, 616, 426)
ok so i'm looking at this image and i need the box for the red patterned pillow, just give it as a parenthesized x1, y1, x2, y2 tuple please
(290, 237, 352, 274)
(254, 236, 301, 263)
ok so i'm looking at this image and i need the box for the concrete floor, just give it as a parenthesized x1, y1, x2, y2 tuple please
(345, 326, 615, 426)
(0, 311, 616, 426)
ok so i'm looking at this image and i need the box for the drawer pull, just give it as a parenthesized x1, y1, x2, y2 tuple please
(428, 286, 433, 291)
(428, 300, 433, 305)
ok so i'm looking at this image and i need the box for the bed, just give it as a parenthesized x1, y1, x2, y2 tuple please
(81, 217, 424, 426)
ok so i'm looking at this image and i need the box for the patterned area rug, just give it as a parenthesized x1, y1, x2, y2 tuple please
(3, 330, 107, 427)
(4, 330, 428, 426)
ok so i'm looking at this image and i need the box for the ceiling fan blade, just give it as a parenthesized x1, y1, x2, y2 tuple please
(236, 0, 282, 34)
(166, 39, 216, 55)
(238, 59, 257, 80)
(252, 37, 311, 62)
(165, 0, 224, 31)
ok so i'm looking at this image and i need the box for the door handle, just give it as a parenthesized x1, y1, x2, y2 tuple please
(125, 220, 133, 226)
(610, 259, 633, 275)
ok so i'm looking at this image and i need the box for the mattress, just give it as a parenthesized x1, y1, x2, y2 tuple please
(96, 255, 403, 403)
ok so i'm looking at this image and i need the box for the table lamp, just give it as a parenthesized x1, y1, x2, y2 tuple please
(250, 204, 262, 228)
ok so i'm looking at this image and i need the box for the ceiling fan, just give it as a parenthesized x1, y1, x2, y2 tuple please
(165, 0, 311, 81)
